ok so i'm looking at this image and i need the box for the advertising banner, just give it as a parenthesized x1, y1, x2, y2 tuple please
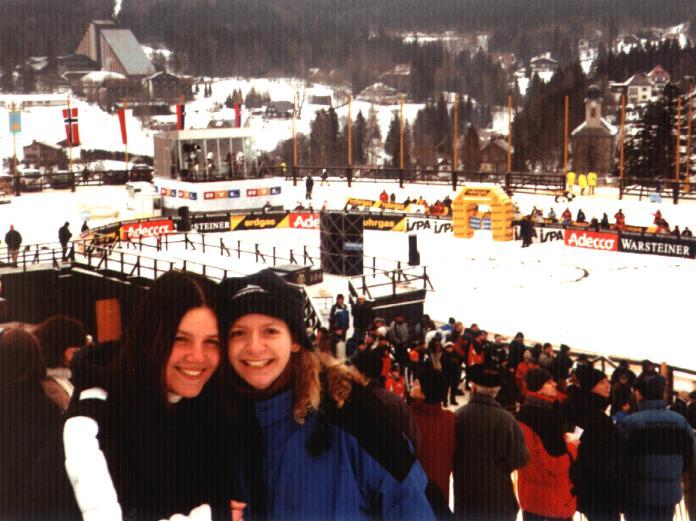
(513, 224, 565, 244)
(618, 232, 696, 259)
(229, 213, 287, 231)
(363, 215, 407, 231)
(563, 229, 618, 251)
(405, 218, 453, 235)
(289, 213, 320, 229)
(120, 218, 174, 240)
(190, 213, 232, 233)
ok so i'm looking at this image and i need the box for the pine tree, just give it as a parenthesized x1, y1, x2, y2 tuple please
(365, 105, 382, 165)
(385, 112, 402, 167)
(352, 110, 367, 165)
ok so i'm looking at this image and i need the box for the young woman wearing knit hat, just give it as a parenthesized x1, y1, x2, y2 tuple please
(220, 268, 435, 521)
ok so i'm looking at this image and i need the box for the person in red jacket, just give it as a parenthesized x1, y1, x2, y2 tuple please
(379, 189, 389, 203)
(516, 349, 540, 399)
(518, 368, 577, 521)
(410, 367, 455, 504)
(385, 363, 405, 399)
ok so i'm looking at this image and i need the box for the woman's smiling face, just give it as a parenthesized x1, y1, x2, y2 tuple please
(227, 313, 300, 390)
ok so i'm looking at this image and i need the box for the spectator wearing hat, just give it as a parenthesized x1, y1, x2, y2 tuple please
(453, 364, 529, 521)
(551, 344, 573, 390)
(567, 366, 625, 521)
(518, 368, 577, 521)
(329, 294, 349, 357)
(34, 315, 87, 412)
(221, 269, 433, 520)
(618, 375, 694, 521)
(388, 315, 411, 373)
(410, 368, 455, 505)
(350, 295, 373, 351)
(385, 362, 406, 399)
(508, 332, 527, 371)
(516, 349, 540, 399)
(442, 341, 462, 406)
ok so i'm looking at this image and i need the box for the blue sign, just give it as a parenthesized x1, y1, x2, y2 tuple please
(9, 111, 21, 134)
(228, 189, 240, 198)
(270, 186, 281, 195)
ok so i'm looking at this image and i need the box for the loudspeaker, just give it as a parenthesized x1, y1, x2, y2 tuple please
(177, 206, 191, 232)
(408, 234, 420, 266)
(320, 212, 364, 276)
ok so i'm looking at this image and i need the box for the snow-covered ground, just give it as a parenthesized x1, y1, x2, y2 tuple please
(3, 177, 696, 375)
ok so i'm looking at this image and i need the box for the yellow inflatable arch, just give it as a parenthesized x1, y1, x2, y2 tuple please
(451, 186, 514, 241)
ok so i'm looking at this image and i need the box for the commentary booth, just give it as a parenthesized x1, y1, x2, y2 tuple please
(153, 128, 284, 214)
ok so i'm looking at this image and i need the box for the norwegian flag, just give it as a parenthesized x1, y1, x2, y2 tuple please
(63, 107, 81, 147)
(176, 103, 186, 130)
(117, 108, 127, 145)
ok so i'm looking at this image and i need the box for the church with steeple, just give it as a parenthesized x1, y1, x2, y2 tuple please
(570, 85, 617, 174)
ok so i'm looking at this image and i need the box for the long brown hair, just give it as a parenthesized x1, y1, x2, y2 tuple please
(118, 270, 220, 406)
(0, 329, 46, 387)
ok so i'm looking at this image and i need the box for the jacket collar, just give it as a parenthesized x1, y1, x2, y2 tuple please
(254, 390, 294, 428)
(638, 399, 667, 411)
(470, 392, 501, 408)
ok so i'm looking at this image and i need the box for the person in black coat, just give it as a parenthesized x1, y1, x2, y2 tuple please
(567, 366, 625, 521)
(350, 295, 373, 346)
(0, 329, 80, 520)
(551, 343, 573, 388)
(64, 271, 242, 521)
(58, 221, 72, 260)
(507, 332, 526, 371)
(305, 174, 314, 200)
(4, 224, 22, 265)
(520, 215, 535, 247)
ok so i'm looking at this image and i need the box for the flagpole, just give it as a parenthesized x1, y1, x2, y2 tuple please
(453, 96, 458, 174)
(123, 99, 129, 180)
(619, 95, 626, 200)
(563, 95, 569, 173)
(11, 102, 19, 196)
(347, 95, 352, 167)
(675, 96, 682, 183)
(67, 98, 73, 175)
(686, 91, 693, 193)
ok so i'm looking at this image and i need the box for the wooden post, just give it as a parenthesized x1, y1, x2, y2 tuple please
(686, 92, 693, 192)
(292, 92, 298, 168)
(453, 96, 458, 173)
(563, 95, 569, 173)
(347, 95, 352, 166)
(675, 96, 682, 182)
(507, 95, 513, 173)
(399, 95, 404, 170)
(619, 95, 626, 199)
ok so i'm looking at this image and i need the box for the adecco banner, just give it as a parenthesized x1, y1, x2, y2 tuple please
(190, 213, 232, 233)
(363, 215, 407, 231)
(120, 219, 174, 240)
(406, 218, 453, 235)
(289, 213, 320, 229)
(563, 229, 618, 251)
(229, 213, 288, 231)
(618, 232, 696, 259)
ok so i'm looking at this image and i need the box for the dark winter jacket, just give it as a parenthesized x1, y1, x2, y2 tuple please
(368, 380, 422, 455)
(508, 340, 526, 370)
(569, 392, 626, 517)
(4, 228, 22, 250)
(329, 303, 349, 332)
(618, 399, 694, 508)
(1, 383, 79, 520)
(64, 373, 240, 521)
(243, 388, 434, 521)
(453, 393, 529, 521)
(517, 393, 577, 519)
(58, 224, 72, 246)
(351, 301, 373, 331)
(551, 350, 573, 382)
(388, 320, 410, 346)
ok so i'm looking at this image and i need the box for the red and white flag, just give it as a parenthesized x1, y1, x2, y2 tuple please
(117, 108, 127, 145)
(63, 107, 81, 147)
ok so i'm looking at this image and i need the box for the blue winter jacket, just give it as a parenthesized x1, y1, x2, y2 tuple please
(246, 388, 435, 521)
(618, 399, 694, 507)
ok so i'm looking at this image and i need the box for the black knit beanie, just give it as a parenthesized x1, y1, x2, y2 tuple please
(526, 368, 554, 393)
(220, 269, 313, 350)
(575, 365, 606, 391)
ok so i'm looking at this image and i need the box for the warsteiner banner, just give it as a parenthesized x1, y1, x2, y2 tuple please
(363, 215, 407, 231)
(618, 232, 696, 259)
